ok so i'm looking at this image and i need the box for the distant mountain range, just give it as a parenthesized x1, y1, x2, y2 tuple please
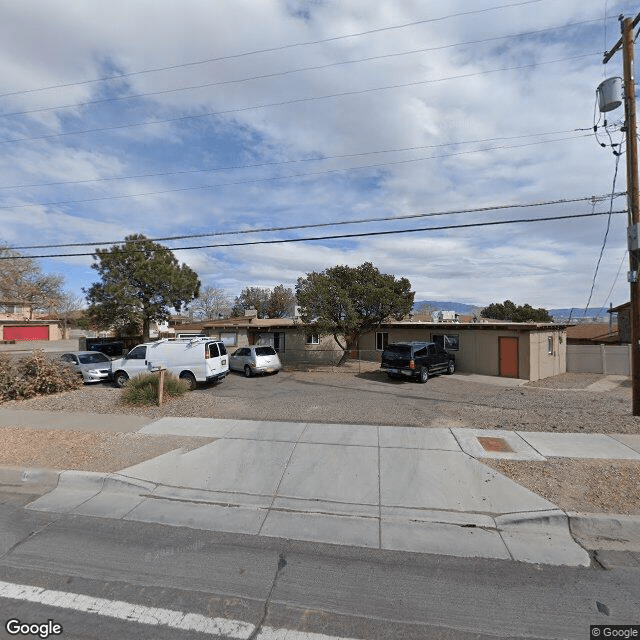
(413, 301, 612, 321)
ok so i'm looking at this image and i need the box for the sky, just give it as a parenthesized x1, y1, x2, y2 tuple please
(0, 0, 638, 312)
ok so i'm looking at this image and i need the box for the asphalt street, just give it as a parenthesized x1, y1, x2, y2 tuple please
(0, 486, 638, 640)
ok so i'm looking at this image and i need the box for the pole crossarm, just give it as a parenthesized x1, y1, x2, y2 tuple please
(603, 12, 640, 64)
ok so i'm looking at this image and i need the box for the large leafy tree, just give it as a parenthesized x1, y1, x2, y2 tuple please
(481, 299, 552, 322)
(267, 284, 296, 318)
(231, 284, 295, 318)
(0, 245, 64, 316)
(85, 234, 200, 340)
(232, 286, 271, 318)
(296, 262, 414, 364)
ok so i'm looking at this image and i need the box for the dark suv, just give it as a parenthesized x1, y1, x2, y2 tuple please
(380, 341, 455, 383)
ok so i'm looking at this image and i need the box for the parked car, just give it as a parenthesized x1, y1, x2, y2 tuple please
(229, 346, 282, 377)
(60, 351, 113, 383)
(380, 341, 455, 383)
(110, 337, 228, 389)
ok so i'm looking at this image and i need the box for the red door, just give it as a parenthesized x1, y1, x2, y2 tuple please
(499, 337, 519, 378)
(4, 326, 49, 341)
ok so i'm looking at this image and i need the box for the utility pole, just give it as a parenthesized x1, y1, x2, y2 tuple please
(604, 14, 640, 415)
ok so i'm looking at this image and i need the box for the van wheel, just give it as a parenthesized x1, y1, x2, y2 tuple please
(446, 360, 455, 375)
(244, 365, 252, 378)
(419, 367, 429, 383)
(179, 372, 197, 390)
(114, 371, 129, 388)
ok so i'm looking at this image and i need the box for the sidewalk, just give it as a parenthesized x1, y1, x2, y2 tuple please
(1, 410, 639, 567)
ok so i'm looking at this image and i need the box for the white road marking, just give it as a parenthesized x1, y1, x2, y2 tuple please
(0, 580, 362, 640)
(0, 580, 254, 638)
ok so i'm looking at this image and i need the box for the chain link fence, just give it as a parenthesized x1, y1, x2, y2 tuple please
(278, 349, 382, 372)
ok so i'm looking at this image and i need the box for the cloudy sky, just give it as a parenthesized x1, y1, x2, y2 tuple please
(0, 0, 637, 312)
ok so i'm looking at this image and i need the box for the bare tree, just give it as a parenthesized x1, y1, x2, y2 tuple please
(55, 291, 86, 338)
(0, 245, 64, 316)
(189, 286, 232, 319)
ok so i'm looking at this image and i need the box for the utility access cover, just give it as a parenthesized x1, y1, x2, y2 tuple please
(477, 437, 514, 453)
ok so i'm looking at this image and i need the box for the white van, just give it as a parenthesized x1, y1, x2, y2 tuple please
(111, 337, 228, 389)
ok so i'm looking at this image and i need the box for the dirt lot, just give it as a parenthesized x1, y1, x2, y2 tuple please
(1, 368, 639, 516)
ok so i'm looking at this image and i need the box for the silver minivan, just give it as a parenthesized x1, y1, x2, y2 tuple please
(229, 345, 282, 377)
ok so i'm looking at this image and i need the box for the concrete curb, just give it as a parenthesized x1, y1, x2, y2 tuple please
(0, 465, 60, 487)
(567, 511, 640, 551)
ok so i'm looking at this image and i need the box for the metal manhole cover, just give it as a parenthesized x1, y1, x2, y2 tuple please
(477, 436, 514, 453)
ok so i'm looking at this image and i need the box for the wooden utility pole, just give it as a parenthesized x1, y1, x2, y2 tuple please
(604, 14, 640, 415)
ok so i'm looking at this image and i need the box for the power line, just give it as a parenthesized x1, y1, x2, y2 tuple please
(0, 128, 588, 191)
(3, 194, 622, 251)
(585, 151, 621, 312)
(1, 210, 627, 260)
(0, 133, 594, 210)
(0, 19, 602, 119)
(0, 0, 545, 100)
(0, 52, 598, 146)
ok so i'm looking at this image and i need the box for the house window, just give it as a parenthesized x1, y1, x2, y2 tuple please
(220, 332, 237, 346)
(547, 336, 554, 355)
(0, 304, 20, 313)
(376, 331, 389, 351)
(306, 334, 319, 345)
(432, 334, 460, 351)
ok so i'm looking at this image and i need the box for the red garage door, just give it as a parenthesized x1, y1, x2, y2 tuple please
(4, 326, 49, 341)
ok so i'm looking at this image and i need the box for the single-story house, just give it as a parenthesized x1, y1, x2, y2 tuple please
(171, 315, 568, 381)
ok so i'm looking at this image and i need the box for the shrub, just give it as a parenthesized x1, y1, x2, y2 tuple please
(0, 350, 82, 402)
(120, 371, 190, 406)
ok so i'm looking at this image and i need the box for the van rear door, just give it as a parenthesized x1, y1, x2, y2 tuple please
(205, 341, 228, 380)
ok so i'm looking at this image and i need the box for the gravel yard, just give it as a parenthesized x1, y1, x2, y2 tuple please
(0, 428, 213, 473)
(2, 367, 639, 433)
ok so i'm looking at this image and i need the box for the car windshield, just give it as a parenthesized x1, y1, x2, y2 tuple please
(77, 353, 110, 364)
(255, 346, 276, 356)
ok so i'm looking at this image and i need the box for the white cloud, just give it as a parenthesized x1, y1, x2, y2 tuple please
(0, 0, 636, 311)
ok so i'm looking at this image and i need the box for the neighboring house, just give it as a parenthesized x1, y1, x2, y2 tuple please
(0, 300, 62, 341)
(566, 323, 619, 345)
(608, 302, 630, 343)
(0, 300, 31, 321)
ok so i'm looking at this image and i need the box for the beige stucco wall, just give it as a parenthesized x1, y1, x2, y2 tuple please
(359, 324, 567, 381)
(48, 323, 62, 341)
(528, 329, 566, 381)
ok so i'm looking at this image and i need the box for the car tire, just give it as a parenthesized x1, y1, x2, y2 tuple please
(419, 367, 429, 383)
(179, 371, 197, 390)
(387, 372, 398, 380)
(446, 360, 455, 375)
(114, 371, 129, 388)
(244, 365, 252, 378)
